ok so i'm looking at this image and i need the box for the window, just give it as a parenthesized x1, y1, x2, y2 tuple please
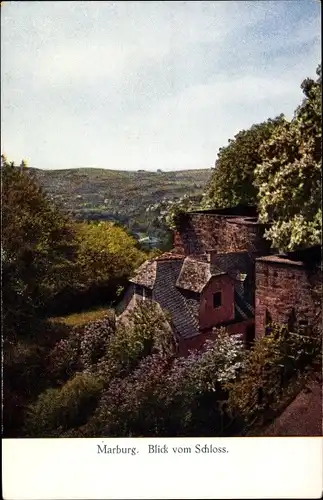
(213, 292, 222, 308)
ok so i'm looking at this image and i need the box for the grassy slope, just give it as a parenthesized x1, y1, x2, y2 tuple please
(49, 307, 111, 327)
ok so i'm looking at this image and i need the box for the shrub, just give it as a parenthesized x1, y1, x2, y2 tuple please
(47, 313, 115, 383)
(82, 329, 245, 437)
(98, 302, 175, 378)
(25, 372, 104, 437)
(225, 323, 322, 428)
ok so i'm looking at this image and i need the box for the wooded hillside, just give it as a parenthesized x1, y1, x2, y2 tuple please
(30, 167, 212, 235)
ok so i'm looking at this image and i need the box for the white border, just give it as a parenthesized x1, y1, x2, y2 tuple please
(2, 437, 323, 499)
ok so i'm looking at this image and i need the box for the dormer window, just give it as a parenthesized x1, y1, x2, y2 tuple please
(213, 292, 222, 308)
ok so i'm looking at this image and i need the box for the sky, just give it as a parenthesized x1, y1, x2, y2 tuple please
(1, 0, 321, 171)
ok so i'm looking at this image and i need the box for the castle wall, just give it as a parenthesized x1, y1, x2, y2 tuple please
(173, 213, 270, 256)
(255, 258, 321, 338)
(177, 318, 254, 356)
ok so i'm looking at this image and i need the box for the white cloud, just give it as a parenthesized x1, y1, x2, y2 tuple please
(1, 0, 321, 170)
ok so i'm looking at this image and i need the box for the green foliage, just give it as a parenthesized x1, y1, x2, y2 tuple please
(25, 372, 104, 437)
(101, 302, 175, 378)
(74, 221, 146, 289)
(149, 194, 203, 230)
(68, 328, 245, 437)
(26, 302, 175, 437)
(255, 65, 322, 251)
(48, 313, 115, 384)
(2, 156, 77, 336)
(225, 323, 321, 428)
(203, 116, 285, 209)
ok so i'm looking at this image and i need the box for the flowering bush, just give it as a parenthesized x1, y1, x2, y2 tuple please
(146, 194, 203, 230)
(47, 313, 115, 383)
(255, 66, 321, 251)
(82, 328, 245, 437)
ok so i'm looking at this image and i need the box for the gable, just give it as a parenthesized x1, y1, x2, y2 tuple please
(176, 256, 225, 293)
(129, 260, 157, 289)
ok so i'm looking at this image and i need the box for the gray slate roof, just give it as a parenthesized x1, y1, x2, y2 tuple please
(152, 259, 200, 340)
(176, 257, 224, 293)
(128, 251, 255, 340)
(129, 260, 157, 289)
(211, 251, 253, 278)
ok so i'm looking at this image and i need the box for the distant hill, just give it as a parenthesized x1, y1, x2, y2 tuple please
(30, 167, 212, 236)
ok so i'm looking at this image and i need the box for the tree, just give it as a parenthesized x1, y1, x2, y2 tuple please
(148, 194, 203, 230)
(255, 66, 322, 251)
(202, 116, 285, 209)
(1, 156, 77, 337)
(74, 221, 146, 290)
(97, 301, 175, 379)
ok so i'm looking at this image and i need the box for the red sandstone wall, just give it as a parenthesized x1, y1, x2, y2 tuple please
(178, 318, 254, 356)
(224, 220, 271, 255)
(178, 330, 214, 356)
(225, 319, 254, 340)
(173, 214, 270, 256)
(199, 275, 235, 329)
(173, 214, 225, 255)
(255, 260, 321, 338)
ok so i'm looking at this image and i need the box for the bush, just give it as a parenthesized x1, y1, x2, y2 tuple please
(97, 302, 175, 378)
(79, 313, 115, 370)
(25, 372, 104, 437)
(47, 313, 115, 383)
(81, 329, 245, 437)
(225, 323, 322, 429)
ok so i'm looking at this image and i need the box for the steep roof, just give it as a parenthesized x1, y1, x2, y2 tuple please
(211, 251, 253, 278)
(129, 260, 157, 289)
(176, 256, 224, 293)
(152, 259, 200, 340)
(129, 250, 255, 340)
